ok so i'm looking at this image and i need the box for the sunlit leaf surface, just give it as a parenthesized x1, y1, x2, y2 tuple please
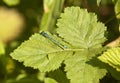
(98, 47, 120, 71)
(11, 7, 107, 83)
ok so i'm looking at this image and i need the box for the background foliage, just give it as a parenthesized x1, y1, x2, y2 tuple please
(0, 0, 120, 83)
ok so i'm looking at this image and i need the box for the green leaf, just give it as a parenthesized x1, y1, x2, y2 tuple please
(40, 0, 64, 33)
(10, 33, 74, 72)
(114, 0, 120, 19)
(57, 7, 106, 49)
(106, 65, 120, 80)
(56, 7, 107, 83)
(64, 50, 107, 83)
(44, 78, 58, 83)
(10, 7, 107, 83)
(98, 47, 120, 71)
(97, 0, 101, 6)
(0, 41, 5, 55)
(48, 69, 69, 83)
(3, 0, 20, 6)
(6, 77, 41, 83)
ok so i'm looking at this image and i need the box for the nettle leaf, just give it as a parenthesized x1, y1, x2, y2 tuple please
(11, 7, 107, 83)
(98, 47, 120, 71)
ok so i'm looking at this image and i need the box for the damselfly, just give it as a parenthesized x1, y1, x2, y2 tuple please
(40, 31, 67, 49)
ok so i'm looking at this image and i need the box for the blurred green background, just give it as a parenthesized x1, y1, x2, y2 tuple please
(0, 0, 119, 83)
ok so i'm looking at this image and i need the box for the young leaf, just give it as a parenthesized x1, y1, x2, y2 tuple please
(98, 47, 120, 71)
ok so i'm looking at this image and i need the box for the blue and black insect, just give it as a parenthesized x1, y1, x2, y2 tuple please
(40, 31, 67, 49)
